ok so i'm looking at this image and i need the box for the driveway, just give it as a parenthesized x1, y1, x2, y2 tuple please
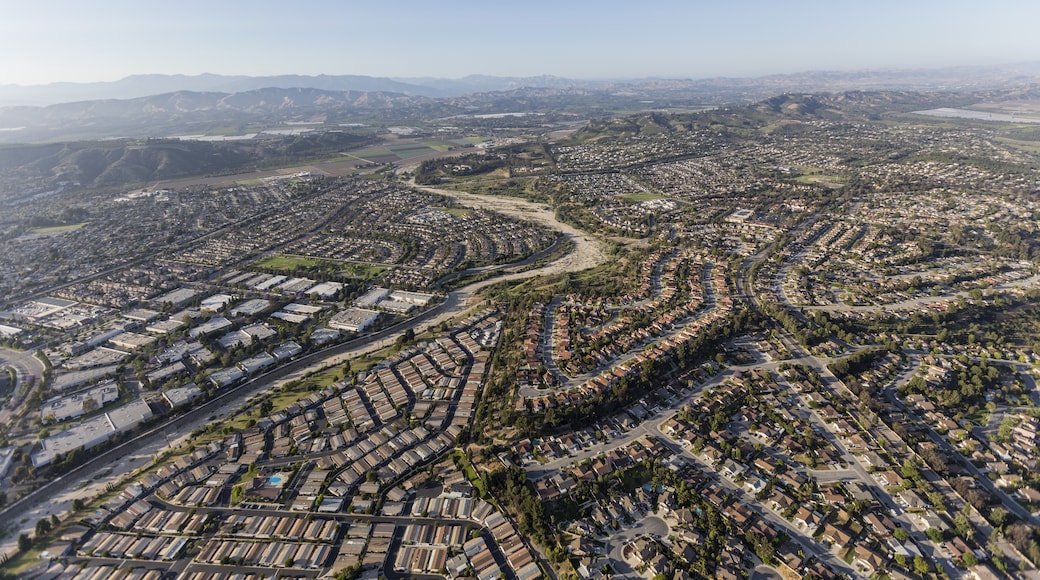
(603, 516, 670, 580)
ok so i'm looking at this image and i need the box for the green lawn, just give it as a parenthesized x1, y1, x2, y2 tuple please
(622, 192, 666, 203)
(453, 451, 487, 497)
(350, 146, 395, 160)
(341, 263, 387, 279)
(452, 137, 489, 146)
(291, 366, 345, 392)
(255, 254, 385, 279)
(347, 352, 385, 374)
(997, 137, 1040, 155)
(253, 254, 324, 271)
(440, 207, 472, 218)
(391, 146, 437, 160)
(423, 141, 455, 151)
(794, 174, 847, 185)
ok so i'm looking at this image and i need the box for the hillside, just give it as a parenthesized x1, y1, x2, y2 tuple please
(3, 63, 1040, 144)
(0, 131, 372, 198)
(3, 88, 1038, 198)
(0, 88, 444, 143)
(567, 90, 999, 144)
(3, 63, 1038, 107)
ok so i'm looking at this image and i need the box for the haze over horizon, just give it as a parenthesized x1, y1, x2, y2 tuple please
(2, 0, 1039, 87)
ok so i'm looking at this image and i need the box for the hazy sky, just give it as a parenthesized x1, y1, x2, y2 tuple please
(2, 0, 1038, 85)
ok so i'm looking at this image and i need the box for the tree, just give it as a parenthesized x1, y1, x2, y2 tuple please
(17, 534, 31, 552)
(333, 563, 363, 580)
(395, 328, 415, 349)
(989, 506, 1008, 529)
(901, 458, 920, 480)
(258, 399, 274, 417)
(954, 507, 974, 539)
(962, 551, 978, 567)
(746, 530, 775, 564)
(82, 397, 99, 413)
(925, 527, 944, 544)
(35, 518, 51, 537)
(913, 555, 930, 575)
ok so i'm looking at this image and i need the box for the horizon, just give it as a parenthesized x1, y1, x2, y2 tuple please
(3, 59, 1040, 89)
(2, 0, 1039, 86)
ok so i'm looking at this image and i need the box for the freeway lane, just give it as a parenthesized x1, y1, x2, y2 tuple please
(0, 347, 45, 429)
(0, 289, 463, 512)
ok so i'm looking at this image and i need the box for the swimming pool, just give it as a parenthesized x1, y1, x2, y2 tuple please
(268, 475, 284, 486)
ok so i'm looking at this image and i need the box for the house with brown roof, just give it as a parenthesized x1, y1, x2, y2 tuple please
(853, 545, 884, 573)
(792, 507, 821, 533)
(821, 524, 852, 550)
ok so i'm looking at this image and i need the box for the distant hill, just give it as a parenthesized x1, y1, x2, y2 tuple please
(396, 74, 613, 95)
(0, 88, 445, 143)
(2, 63, 1038, 107)
(0, 73, 608, 107)
(0, 65, 1038, 145)
(0, 86, 644, 144)
(0, 74, 441, 106)
(0, 131, 372, 196)
(2, 88, 1038, 198)
(566, 90, 998, 144)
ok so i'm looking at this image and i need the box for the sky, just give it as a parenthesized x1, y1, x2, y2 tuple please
(1, 0, 1038, 85)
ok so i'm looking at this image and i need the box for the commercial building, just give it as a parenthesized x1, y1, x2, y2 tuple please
(31, 399, 154, 468)
(163, 383, 202, 409)
(327, 308, 380, 333)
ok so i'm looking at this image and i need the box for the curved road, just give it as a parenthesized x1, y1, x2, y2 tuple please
(0, 348, 45, 428)
(415, 184, 609, 277)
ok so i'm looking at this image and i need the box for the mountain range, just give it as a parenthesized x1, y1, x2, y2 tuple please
(0, 63, 1039, 144)
(0, 88, 1036, 199)
(0, 73, 610, 107)
(3, 63, 1040, 107)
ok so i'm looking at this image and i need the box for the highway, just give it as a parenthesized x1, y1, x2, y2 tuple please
(0, 347, 45, 429)
(0, 289, 465, 520)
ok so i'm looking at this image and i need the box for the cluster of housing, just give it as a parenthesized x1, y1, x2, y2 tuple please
(16, 280, 431, 470)
(547, 251, 710, 378)
(38, 308, 546, 579)
(516, 253, 731, 414)
(768, 195, 1040, 312)
(275, 185, 556, 289)
(0, 183, 302, 304)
